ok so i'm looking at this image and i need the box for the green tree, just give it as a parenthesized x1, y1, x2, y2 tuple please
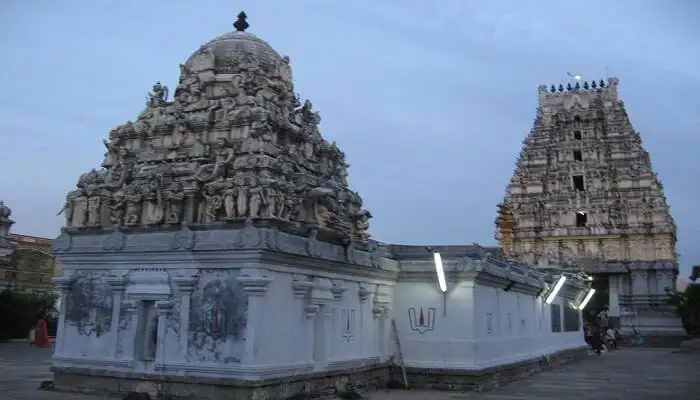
(667, 284, 700, 335)
(0, 287, 58, 341)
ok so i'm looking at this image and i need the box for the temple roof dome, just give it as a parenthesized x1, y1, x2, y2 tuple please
(186, 31, 283, 70)
(0, 200, 11, 219)
(183, 12, 290, 81)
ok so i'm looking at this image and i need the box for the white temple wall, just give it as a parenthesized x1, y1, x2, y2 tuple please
(392, 278, 585, 370)
(54, 257, 398, 380)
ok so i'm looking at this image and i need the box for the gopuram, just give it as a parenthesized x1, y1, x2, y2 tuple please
(51, 13, 592, 399)
(495, 77, 682, 336)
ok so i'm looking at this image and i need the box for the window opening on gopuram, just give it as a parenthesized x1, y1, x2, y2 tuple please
(575, 211, 587, 227)
(572, 175, 585, 191)
(573, 150, 582, 161)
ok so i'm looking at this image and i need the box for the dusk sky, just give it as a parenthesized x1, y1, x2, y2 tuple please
(0, 1, 697, 276)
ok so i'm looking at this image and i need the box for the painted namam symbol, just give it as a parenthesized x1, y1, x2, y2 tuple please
(204, 307, 226, 338)
(408, 307, 436, 334)
(341, 308, 355, 341)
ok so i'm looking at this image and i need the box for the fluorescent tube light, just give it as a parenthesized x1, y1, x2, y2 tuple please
(545, 275, 567, 304)
(578, 288, 596, 310)
(433, 252, 447, 293)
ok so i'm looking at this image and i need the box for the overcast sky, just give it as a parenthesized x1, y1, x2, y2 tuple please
(0, 1, 697, 276)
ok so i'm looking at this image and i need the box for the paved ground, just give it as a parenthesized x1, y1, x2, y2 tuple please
(369, 348, 700, 400)
(0, 343, 698, 399)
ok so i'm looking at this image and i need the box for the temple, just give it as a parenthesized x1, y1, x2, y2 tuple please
(51, 13, 591, 398)
(495, 77, 682, 336)
(0, 201, 60, 290)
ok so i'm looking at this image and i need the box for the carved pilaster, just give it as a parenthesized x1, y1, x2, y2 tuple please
(292, 278, 313, 299)
(237, 270, 273, 365)
(358, 285, 371, 303)
(52, 276, 73, 356)
(154, 300, 173, 369)
(171, 274, 197, 361)
(99, 189, 113, 227)
(119, 299, 139, 361)
(182, 187, 198, 224)
(105, 275, 127, 359)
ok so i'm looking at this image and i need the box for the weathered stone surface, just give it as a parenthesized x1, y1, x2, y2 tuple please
(58, 12, 371, 249)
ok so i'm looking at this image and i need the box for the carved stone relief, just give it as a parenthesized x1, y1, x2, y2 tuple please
(188, 271, 248, 363)
(60, 25, 373, 248)
(64, 273, 114, 337)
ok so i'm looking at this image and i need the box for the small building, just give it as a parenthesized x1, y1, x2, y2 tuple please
(0, 201, 60, 290)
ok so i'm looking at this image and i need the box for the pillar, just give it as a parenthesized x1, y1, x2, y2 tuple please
(99, 189, 113, 227)
(608, 276, 621, 328)
(154, 300, 173, 369)
(119, 299, 139, 362)
(105, 275, 126, 359)
(237, 269, 272, 365)
(52, 276, 72, 357)
(172, 275, 197, 362)
(182, 186, 198, 224)
(372, 305, 389, 361)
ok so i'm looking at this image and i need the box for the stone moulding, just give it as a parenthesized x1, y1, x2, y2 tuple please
(398, 256, 548, 295)
(51, 347, 586, 398)
(53, 356, 133, 369)
(52, 226, 383, 268)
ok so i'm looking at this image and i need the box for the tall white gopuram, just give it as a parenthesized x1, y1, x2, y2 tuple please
(496, 77, 682, 336)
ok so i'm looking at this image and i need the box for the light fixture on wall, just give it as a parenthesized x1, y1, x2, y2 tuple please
(425, 247, 448, 317)
(577, 288, 596, 310)
(544, 275, 567, 304)
(433, 251, 447, 293)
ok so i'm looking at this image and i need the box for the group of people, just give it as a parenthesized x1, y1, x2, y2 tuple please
(585, 324, 621, 355)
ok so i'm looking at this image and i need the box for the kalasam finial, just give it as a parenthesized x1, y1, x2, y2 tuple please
(233, 11, 249, 32)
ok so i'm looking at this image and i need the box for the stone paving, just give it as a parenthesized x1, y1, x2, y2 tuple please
(0, 343, 698, 399)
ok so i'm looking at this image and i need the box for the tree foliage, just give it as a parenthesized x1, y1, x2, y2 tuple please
(0, 286, 58, 341)
(667, 284, 700, 335)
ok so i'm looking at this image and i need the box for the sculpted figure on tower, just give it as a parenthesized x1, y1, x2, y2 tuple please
(60, 13, 373, 248)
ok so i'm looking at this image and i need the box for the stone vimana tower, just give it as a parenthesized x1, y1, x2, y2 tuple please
(58, 12, 370, 245)
(495, 77, 681, 335)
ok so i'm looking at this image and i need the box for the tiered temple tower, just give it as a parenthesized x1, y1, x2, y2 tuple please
(495, 77, 682, 335)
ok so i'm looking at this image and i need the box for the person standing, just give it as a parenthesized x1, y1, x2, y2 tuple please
(606, 326, 618, 350)
(590, 325, 604, 355)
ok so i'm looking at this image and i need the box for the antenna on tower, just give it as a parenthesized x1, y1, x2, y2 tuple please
(605, 65, 610, 79)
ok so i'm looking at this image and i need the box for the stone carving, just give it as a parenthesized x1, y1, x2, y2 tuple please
(188, 273, 248, 362)
(64, 273, 114, 337)
(60, 24, 372, 248)
(498, 77, 677, 270)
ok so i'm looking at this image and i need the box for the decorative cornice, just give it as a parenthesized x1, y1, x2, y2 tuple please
(330, 281, 347, 300)
(292, 278, 313, 298)
(237, 273, 273, 296)
(171, 274, 198, 293)
(53, 226, 385, 271)
(104, 275, 127, 292)
(358, 285, 371, 303)
(155, 300, 174, 316)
